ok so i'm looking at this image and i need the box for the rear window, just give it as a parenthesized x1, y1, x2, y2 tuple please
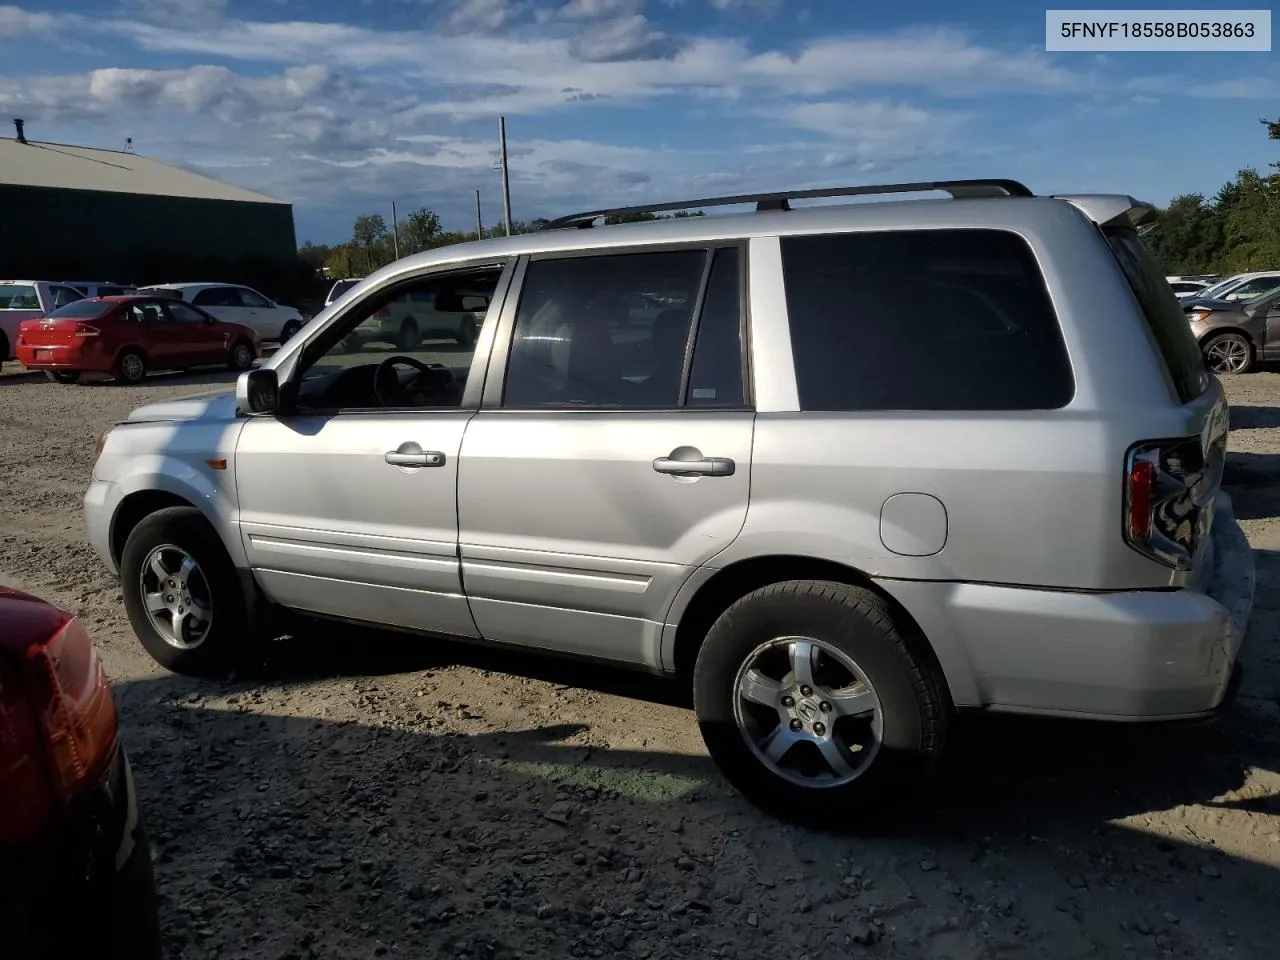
(49, 300, 114, 319)
(1104, 227, 1209, 402)
(781, 229, 1074, 411)
(0, 284, 39, 309)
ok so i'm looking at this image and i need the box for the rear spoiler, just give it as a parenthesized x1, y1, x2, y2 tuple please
(1054, 194, 1156, 229)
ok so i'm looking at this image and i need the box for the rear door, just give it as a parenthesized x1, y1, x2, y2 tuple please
(132, 300, 185, 366)
(190, 287, 248, 326)
(456, 244, 753, 669)
(162, 300, 226, 365)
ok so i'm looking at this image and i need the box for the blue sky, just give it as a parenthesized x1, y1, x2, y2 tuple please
(1, 0, 1277, 243)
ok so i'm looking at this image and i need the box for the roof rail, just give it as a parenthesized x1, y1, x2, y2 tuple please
(541, 179, 1034, 230)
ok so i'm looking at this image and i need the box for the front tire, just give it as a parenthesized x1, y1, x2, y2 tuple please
(693, 580, 949, 828)
(456, 318, 478, 347)
(280, 320, 302, 343)
(1202, 331, 1255, 374)
(120, 507, 249, 676)
(396, 318, 420, 351)
(46, 370, 82, 384)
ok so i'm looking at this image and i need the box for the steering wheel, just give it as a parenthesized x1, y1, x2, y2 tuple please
(373, 355, 460, 407)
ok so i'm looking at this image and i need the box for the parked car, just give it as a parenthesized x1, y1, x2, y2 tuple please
(1185, 287, 1280, 373)
(0, 587, 160, 959)
(0, 280, 84, 361)
(345, 286, 488, 351)
(63, 281, 137, 299)
(1168, 278, 1211, 298)
(15, 296, 259, 384)
(1190, 271, 1280, 304)
(135, 283, 305, 344)
(86, 179, 1255, 827)
(325, 277, 363, 307)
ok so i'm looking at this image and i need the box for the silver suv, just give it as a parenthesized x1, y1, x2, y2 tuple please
(85, 180, 1256, 825)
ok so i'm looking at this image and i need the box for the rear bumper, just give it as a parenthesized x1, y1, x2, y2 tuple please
(885, 492, 1256, 721)
(15, 342, 99, 370)
(0, 747, 161, 960)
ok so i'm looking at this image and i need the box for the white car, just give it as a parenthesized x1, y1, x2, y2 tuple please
(324, 277, 363, 308)
(136, 283, 305, 343)
(0, 280, 84, 360)
(347, 286, 489, 350)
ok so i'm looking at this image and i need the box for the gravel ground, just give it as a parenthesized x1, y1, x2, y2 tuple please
(2, 359, 1279, 960)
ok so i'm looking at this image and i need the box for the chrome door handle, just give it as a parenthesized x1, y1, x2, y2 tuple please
(653, 456, 735, 477)
(385, 450, 445, 468)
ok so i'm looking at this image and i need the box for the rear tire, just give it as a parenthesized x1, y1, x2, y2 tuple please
(280, 320, 302, 343)
(120, 507, 249, 677)
(1202, 332, 1255, 374)
(47, 370, 81, 384)
(693, 580, 949, 829)
(397, 319, 420, 351)
(456, 318, 478, 347)
(116, 350, 147, 384)
(228, 340, 255, 371)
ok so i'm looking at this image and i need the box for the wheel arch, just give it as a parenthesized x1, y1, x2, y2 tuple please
(110, 490, 203, 567)
(666, 555, 967, 703)
(1198, 326, 1256, 347)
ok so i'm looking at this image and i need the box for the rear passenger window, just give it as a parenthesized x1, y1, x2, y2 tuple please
(503, 249, 707, 408)
(781, 230, 1074, 411)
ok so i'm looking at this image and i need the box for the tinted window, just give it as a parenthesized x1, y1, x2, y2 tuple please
(0, 284, 39, 309)
(687, 247, 744, 406)
(1231, 278, 1280, 301)
(503, 250, 705, 407)
(192, 287, 236, 307)
(782, 230, 1073, 411)
(166, 302, 209, 323)
(49, 300, 114, 319)
(1104, 227, 1209, 403)
(51, 286, 83, 308)
(238, 288, 272, 308)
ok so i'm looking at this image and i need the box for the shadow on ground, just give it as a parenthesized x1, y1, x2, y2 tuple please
(115, 581, 1280, 960)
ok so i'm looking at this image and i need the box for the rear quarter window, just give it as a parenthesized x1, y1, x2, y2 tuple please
(1103, 228, 1209, 403)
(781, 229, 1074, 411)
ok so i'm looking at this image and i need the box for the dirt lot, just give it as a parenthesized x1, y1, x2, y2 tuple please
(2, 360, 1279, 960)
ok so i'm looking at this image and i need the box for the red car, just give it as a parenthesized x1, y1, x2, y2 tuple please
(15, 295, 260, 384)
(0, 587, 161, 958)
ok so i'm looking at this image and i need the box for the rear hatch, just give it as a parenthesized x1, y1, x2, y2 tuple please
(1100, 221, 1227, 589)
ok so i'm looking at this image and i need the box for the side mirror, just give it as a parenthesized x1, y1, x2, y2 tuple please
(237, 368, 279, 416)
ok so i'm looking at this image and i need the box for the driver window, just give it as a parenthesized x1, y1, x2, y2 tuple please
(292, 265, 503, 412)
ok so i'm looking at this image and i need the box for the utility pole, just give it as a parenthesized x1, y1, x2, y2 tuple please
(475, 189, 484, 240)
(390, 200, 400, 259)
(499, 116, 512, 237)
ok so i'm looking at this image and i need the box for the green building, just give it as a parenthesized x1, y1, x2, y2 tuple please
(0, 126, 297, 295)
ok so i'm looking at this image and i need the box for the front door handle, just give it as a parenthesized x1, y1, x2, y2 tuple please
(385, 443, 446, 468)
(653, 449, 735, 477)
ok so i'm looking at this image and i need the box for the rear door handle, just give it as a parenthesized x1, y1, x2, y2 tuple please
(385, 449, 446, 468)
(653, 455, 735, 477)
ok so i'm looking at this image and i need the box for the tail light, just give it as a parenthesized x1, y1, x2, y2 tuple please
(1123, 438, 1210, 570)
(73, 323, 100, 337)
(0, 616, 118, 847)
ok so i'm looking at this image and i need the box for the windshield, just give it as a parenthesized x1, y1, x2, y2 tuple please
(49, 299, 114, 319)
(136, 287, 183, 300)
(0, 283, 39, 309)
(1197, 276, 1245, 300)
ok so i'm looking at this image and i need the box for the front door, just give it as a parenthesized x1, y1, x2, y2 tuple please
(457, 245, 753, 669)
(233, 260, 511, 636)
(163, 300, 226, 366)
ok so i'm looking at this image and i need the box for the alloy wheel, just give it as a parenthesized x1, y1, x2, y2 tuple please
(732, 636, 883, 788)
(1205, 337, 1251, 374)
(139, 544, 214, 650)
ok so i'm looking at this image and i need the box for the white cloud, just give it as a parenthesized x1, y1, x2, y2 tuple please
(0, 4, 53, 34)
(569, 14, 674, 61)
(118, 0, 227, 26)
(556, 0, 642, 19)
(709, 0, 781, 11)
(448, 0, 520, 30)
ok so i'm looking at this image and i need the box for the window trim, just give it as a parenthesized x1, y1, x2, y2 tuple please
(482, 240, 753, 413)
(273, 258, 516, 418)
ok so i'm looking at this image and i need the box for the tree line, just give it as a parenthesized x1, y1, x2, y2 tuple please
(297, 207, 705, 280)
(1144, 117, 1280, 275)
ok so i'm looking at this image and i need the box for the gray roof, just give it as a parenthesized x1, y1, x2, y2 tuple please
(0, 138, 285, 205)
